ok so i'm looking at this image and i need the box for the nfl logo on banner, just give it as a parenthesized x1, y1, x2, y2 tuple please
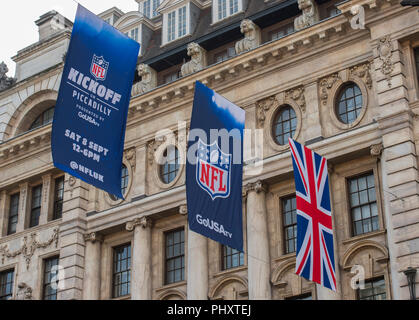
(90, 54, 109, 81)
(288, 138, 337, 291)
(196, 139, 231, 200)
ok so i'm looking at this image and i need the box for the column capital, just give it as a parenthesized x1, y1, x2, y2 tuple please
(244, 180, 268, 196)
(84, 232, 103, 244)
(126, 216, 152, 232)
(370, 143, 383, 157)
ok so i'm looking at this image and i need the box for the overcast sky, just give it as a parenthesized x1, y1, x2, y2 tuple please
(0, 1, 139, 77)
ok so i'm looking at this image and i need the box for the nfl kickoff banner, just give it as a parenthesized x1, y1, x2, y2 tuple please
(51, 5, 140, 199)
(186, 81, 245, 252)
(288, 138, 337, 291)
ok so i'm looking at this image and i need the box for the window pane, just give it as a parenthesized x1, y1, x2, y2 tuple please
(165, 229, 185, 284)
(336, 83, 363, 124)
(43, 256, 59, 300)
(112, 244, 131, 298)
(282, 196, 297, 254)
(273, 106, 297, 146)
(358, 277, 386, 300)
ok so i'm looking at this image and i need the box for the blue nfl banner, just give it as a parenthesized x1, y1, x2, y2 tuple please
(51, 5, 140, 199)
(186, 81, 245, 252)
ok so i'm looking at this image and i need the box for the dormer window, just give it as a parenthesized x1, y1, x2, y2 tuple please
(213, 0, 243, 23)
(163, 5, 189, 44)
(142, 0, 161, 19)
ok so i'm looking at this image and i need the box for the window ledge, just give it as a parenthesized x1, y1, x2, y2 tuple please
(213, 265, 247, 278)
(273, 252, 296, 264)
(112, 295, 131, 300)
(155, 280, 187, 292)
(342, 229, 387, 246)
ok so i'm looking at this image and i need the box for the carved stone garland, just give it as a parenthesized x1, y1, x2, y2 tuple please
(350, 62, 373, 89)
(285, 86, 306, 112)
(319, 73, 340, 106)
(256, 96, 276, 128)
(377, 36, 394, 87)
(0, 227, 59, 270)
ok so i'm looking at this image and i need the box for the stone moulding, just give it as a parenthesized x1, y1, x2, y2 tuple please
(0, 227, 59, 270)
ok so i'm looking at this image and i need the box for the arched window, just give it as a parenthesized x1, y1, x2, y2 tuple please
(272, 105, 297, 145)
(109, 164, 129, 201)
(29, 107, 54, 130)
(160, 146, 180, 184)
(335, 83, 363, 124)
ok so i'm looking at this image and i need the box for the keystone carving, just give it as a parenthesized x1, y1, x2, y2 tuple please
(126, 217, 152, 231)
(285, 86, 306, 112)
(350, 62, 372, 89)
(131, 64, 157, 96)
(294, 0, 320, 31)
(181, 43, 207, 77)
(256, 96, 277, 127)
(319, 73, 340, 106)
(377, 36, 394, 87)
(84, 232, 103, 243)
(370, 143, 383, 157)
(235, 19, 261, 55)
(0, 62, 16, 92)
(0, 228, 59, 270)
(16, 283, 33, 300)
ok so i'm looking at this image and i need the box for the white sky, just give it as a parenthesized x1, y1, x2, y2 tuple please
(0, 0, 139, 77)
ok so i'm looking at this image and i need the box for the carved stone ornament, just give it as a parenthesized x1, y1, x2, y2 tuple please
(15, 283, 33, 300)
(350, 62, 372, 89)
(124, 147, 136, 168)
(131, 64, 157, 96)
(84, 232, 103, 243)
(147, 139, 164, 165)
(235, 19, 261, 55)
(370, 143, 383, 157)
(285, 86, 306, 112)
(244, 180, 268, 195)
(294, 0, 320, 31)
(126, 217, 152, 231)
(68, 176, 77, 187)
(319, 73, 340, 106)
(0, 62, 16, 92)
(377, 36, 394, 87)
(257, 96, 277, 127)
(179, 205, 187, 215)
(181, 43, 207, 77)
(0, 228, 59, 270)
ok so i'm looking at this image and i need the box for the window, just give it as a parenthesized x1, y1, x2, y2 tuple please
(230, 0, 239, 15)
(43, 256, 59, 300)
(327, 7, 341, 17)
(7, 193, 19, 235)
(113, 244, 131, 298)
(109, 165, 129, 201)
(104, 18, 111, 25)
(222, 245, 244, 270)
(358, 277, 386, 300)
(214, 47, 236, 63)
(282, 196, 297, 254)
(336, 82, 363, 124)
(168, 11, 176, 42)
(53, 177, 64, 220)
(152, 0, 160, 17)
(286, 293, 312, 300)
(29, 107, 54, 130)
(272, 105, 297, 145)
(178, 6, 187, 38)
(164, 70, 181, 84)
(144, 0, 151, 18)
(414, 47, 419, 85)
(270, 24, 294, 41)
(218, 0, 227, 20)
(160, 146, 180, 184)
(165, 229, 185, 284)
(130, 28, 139, 42)
(348, 173, 379, 236)
(0, 269, 14, 300)
(30, 185, 42, 228)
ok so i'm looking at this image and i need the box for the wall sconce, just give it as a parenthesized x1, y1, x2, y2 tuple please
(403, 267, 417, 300)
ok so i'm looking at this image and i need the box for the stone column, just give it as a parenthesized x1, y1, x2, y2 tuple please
(126, 217, 152, 300)
(83, 232, 103, 300)
(40, 174, 52, 224)
(245, 181, 272, 300)
(187, 227, 208, 300)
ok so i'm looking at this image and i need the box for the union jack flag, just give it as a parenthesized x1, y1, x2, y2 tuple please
(289, 138, 336, 291)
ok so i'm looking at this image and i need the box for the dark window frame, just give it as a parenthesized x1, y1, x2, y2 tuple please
(29, 106, 55, 131)
(221, 245, 244, 270)
(282, 195, 297, 254)
(335, 82, 363, 125)
(112, 243, 131, 298)
(29, 185, 42, 228)
(165, 228, 185, 285)
(160, 146, 180, 185)
(272, 105, 297, 146)
(43, 256, 59, 300)
(109, 165, 130, 201)
(53, 176, 64, 220)
(357, 276, 387, 300)
(7, 193, 20, 235)
(347, 172, 379, 237)
(0, 269, 14, 300)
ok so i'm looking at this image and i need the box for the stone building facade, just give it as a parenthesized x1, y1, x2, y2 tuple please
(0, 0, 418, 300)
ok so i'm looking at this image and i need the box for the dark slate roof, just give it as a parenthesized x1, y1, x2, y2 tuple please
(141, 0, 300, 71)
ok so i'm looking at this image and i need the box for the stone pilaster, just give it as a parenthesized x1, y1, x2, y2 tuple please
(17, 182, 29, 232)
(126, 216, 152, 300)
(303, 82, 323, 142)
(40, 174, 52, 224)
(373, 37, 419, 300)
(0, 190, 8, 236)
(57, 174, 88, 300)
(132, 145, 147, 199)
(82, 232, 103, 300)
(244, 180, 272, 299)
(187, 229, 208, 300)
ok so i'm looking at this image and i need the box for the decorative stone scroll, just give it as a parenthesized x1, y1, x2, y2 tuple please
(0, 227, 59, 270)
(350, 62, 372, 89)
(256, 96, 277, 127)
(319, 73, 340, 106)
(285, 86, 306, 112)
(126, 217, 152, 231)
